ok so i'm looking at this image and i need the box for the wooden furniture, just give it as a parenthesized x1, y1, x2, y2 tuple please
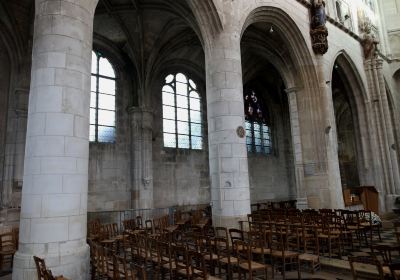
(343, 186, 379, 213)
(33, 256, 69, 280)
(0, 231, 16, 271)
(234, 240, 270, 280)
(348, 255, 384, 280)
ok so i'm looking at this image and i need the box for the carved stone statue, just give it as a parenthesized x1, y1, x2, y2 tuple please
(362, 33, 379, 59)
(310, 0, 328, 55)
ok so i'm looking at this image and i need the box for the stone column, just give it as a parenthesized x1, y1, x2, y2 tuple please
(285, 88, 308, 209)
(205, 29, 251, 229)
(365, 58, 400, 211)
(129, 107, 154, 210)
(13, 0, 98, 279)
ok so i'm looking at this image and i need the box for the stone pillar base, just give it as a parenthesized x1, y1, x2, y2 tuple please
(296, 197, 309, 209)
(212, 214, 248, 230)
(12, 244, 89, 280)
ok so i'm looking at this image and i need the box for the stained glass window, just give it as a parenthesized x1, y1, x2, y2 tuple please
(90, 51, 116, 143)
(244, 90, 272, 154)
(162, 73, 202, 150)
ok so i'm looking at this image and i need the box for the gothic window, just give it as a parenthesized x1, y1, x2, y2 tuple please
(244, 90, 272, 154)
(162, 73, 202, 150)
(90, 51, 116, 143)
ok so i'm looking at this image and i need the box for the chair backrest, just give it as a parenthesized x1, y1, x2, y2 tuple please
(190, 251, 208, 280)
(215, 227, 228, 240)
(348, 255, 384, 280)
(229, 228, 244, 245)
(33, 256, 55, 280)
(389, 262, 400, 280)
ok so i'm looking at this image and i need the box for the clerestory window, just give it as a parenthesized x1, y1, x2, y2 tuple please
(162, 73, 203, 150)
(244, 90, 272, 154)
(90, 51, 116, 143)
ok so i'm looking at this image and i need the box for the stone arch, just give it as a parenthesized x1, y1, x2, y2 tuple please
(240, 5, 318, 90)
(331, 51, 372, 186)
(185, 0, 223, 53)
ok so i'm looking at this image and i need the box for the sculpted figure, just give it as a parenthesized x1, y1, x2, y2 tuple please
(313, 0, 326, 28)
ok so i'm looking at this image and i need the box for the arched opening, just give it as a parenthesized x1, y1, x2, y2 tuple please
(332, 64, 360, 188)
(90, 0, 208, 211)
(331, 54, 367, 191)
(241, 21, 297, 202)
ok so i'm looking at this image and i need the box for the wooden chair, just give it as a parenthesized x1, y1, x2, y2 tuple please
(348, 255, 384, 280)
(0, 232, 16, 271)
(234, 240, 271, 280)
(270, 224, 301, 280)
(389, 262, 400, 280)
(190, 250, 221, 280)
(214, 237, 237, 279)
(33, 256, 69, 280)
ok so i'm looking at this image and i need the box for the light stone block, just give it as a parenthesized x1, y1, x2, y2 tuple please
(62, 174, 87, 193)
(41, 157, 76, 174)
(32, 174, 63, 194)
(65, 137, 89, 158)
(35, 86, 63, 113)
(20, 194, 42, 219)
(41, 194, 80, 217)
(30, 217, 69, 243)
(45, 113, 74, 136)
(68, 215, 86, 240)
(32, 136, 65, 157)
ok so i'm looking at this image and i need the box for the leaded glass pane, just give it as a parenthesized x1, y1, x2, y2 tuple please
(90, 125, 96, 141)
(176, 82, 188, 96)
(98, 93, 115, 110)
(254, 123, 261, 131)
(245, 121, 252, 130)
(191, 136, 202, 149)
(176, 95, 188, 108)
(189, 79, 197, 89)
(264, 146, 271, 154)
(162, 85, 174, 93)
(163, 105, 175, 120)
(91, 76, 97, 92)
(246, 136, 252, 145)
(255, 138, 261, 146)
(162, 92, 175, 106)
(178, 134, 190, 148)
(98, 126, 115, 142)
(254, 129, 261, 139)
(99, 57, 115, 78)
(176, 73, 187, 83)
(164, 133, 176, 148)
(91, 52, 97, 74)
(99, 78, 115, 95)
(190, 110, 201, 123)
(90, 108, 96, 124)
(163, 119, 176, 133)
(165, 74, 174, 83)
(98, 109, 115, 126)
(90, 92, 97, 108)
(189, 91, 199, 99)
(247, 144, 252, 152)
(177, 121, 189, 135)
(190, 98, 200, 111)
(255, 145, 262, 153)
(177, 108, 188, 121)
(191, 123, 201, 136)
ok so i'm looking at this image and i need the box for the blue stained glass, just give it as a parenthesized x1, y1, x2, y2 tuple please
(191, 136, 202, 150)
(98, 126, 115, 142)
(247, 144, 252, 152)
(255, 145, 262, 153)
(255, 138, 261, 146)
(246, 136, 252, 145)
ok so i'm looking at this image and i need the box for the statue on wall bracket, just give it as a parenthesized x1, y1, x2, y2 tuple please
(310, 0, 329, 55)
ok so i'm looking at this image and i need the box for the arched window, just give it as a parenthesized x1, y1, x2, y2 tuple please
(162, 73, 202, 150)
(244, 90, 272, 154)
(90, 51, 116, 143)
